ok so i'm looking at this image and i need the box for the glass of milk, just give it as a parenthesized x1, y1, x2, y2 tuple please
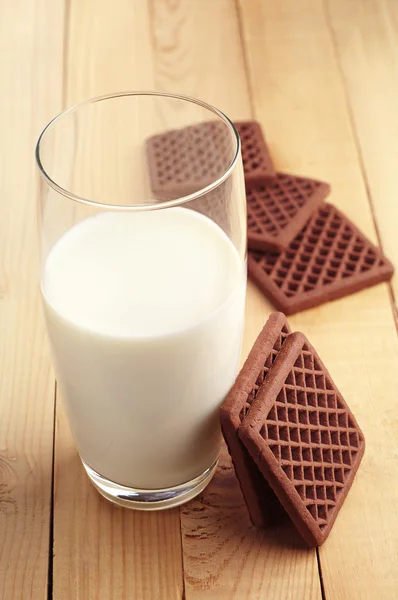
(35, 92, 246, 510)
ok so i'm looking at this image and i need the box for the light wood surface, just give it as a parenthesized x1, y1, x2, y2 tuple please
(0, 1, 64, 598)
(238, 4, 398, 600)
(0, 1, 397, 598)
(325, 0, 398, 314)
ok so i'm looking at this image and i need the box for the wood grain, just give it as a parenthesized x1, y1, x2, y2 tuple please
(0, 0, 64, 598)
(148, 0, 251, 119)
(324, 0, 398, 314)
(182, 445, 321, 600)
(239, 0, 398, 598)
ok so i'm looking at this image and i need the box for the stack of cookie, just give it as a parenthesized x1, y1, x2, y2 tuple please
(220, 312, 366, 546)
(239, 120, 393, 314)
(146, 119, 393, 315)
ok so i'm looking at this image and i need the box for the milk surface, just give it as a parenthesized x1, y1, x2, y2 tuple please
(42, 207, 246, 489)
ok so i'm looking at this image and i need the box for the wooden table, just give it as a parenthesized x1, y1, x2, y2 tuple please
(1, 1, 398, 598)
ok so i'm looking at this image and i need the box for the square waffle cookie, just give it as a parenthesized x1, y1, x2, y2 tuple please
(247, 174, 330, 252)
(146, 120, 275, 200)
(234, 121, 276, 184)
(238, 331, 365, 546)
(248, 203, 394, 314)
(220, 312, 290, 527)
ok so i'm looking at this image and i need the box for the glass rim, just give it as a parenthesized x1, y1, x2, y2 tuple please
(35, 91, 241, 211)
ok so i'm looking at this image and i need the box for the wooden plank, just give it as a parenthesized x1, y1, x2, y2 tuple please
(323, 0, 398, 309)
(239, 0, 398, 598)
(147, 0, 251, 119)
(0, 0, 65, 598)
(149, 1, 321, 598)
(52, 2, 182, 599)
(324, 0, 398, 311)
(181, 444, 321, 599)
(54, 402, 183, 600)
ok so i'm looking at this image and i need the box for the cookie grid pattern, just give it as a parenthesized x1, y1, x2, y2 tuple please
(147, 121, 232, 195)
(235, 121, 276, 183)
(242, 323, 290, 418)
(248, 203, 393, 314)
(259, 341, 362, 529)
(247, 174, 330, 251)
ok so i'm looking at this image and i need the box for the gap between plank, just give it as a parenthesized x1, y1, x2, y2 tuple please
(46, 382, 57, 600)
(61, 0, 71, 109)
(233, 0, 256, 118)
(316, 548, 327, 600)
(178, 508, 187, 600)
(47, 2, 71, 596)
(322, 0, 398, 333)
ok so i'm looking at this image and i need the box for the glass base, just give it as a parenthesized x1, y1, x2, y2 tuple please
(82, 458, 218, 510)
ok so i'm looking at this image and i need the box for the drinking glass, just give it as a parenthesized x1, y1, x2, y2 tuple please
(36, 92, 247, 510)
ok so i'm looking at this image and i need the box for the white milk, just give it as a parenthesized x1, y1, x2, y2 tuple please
(42, 207, 246, 489)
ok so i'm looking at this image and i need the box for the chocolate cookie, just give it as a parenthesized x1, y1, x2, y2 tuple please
(234, 121, 276, 184)
(238, 332, 365, 546)
(146, 121, 233, 199)
(248, 203, 394, 314)
(146, 120, 275, 201)
(220, 312, 290, 527)
(247, 174, 330, 252)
